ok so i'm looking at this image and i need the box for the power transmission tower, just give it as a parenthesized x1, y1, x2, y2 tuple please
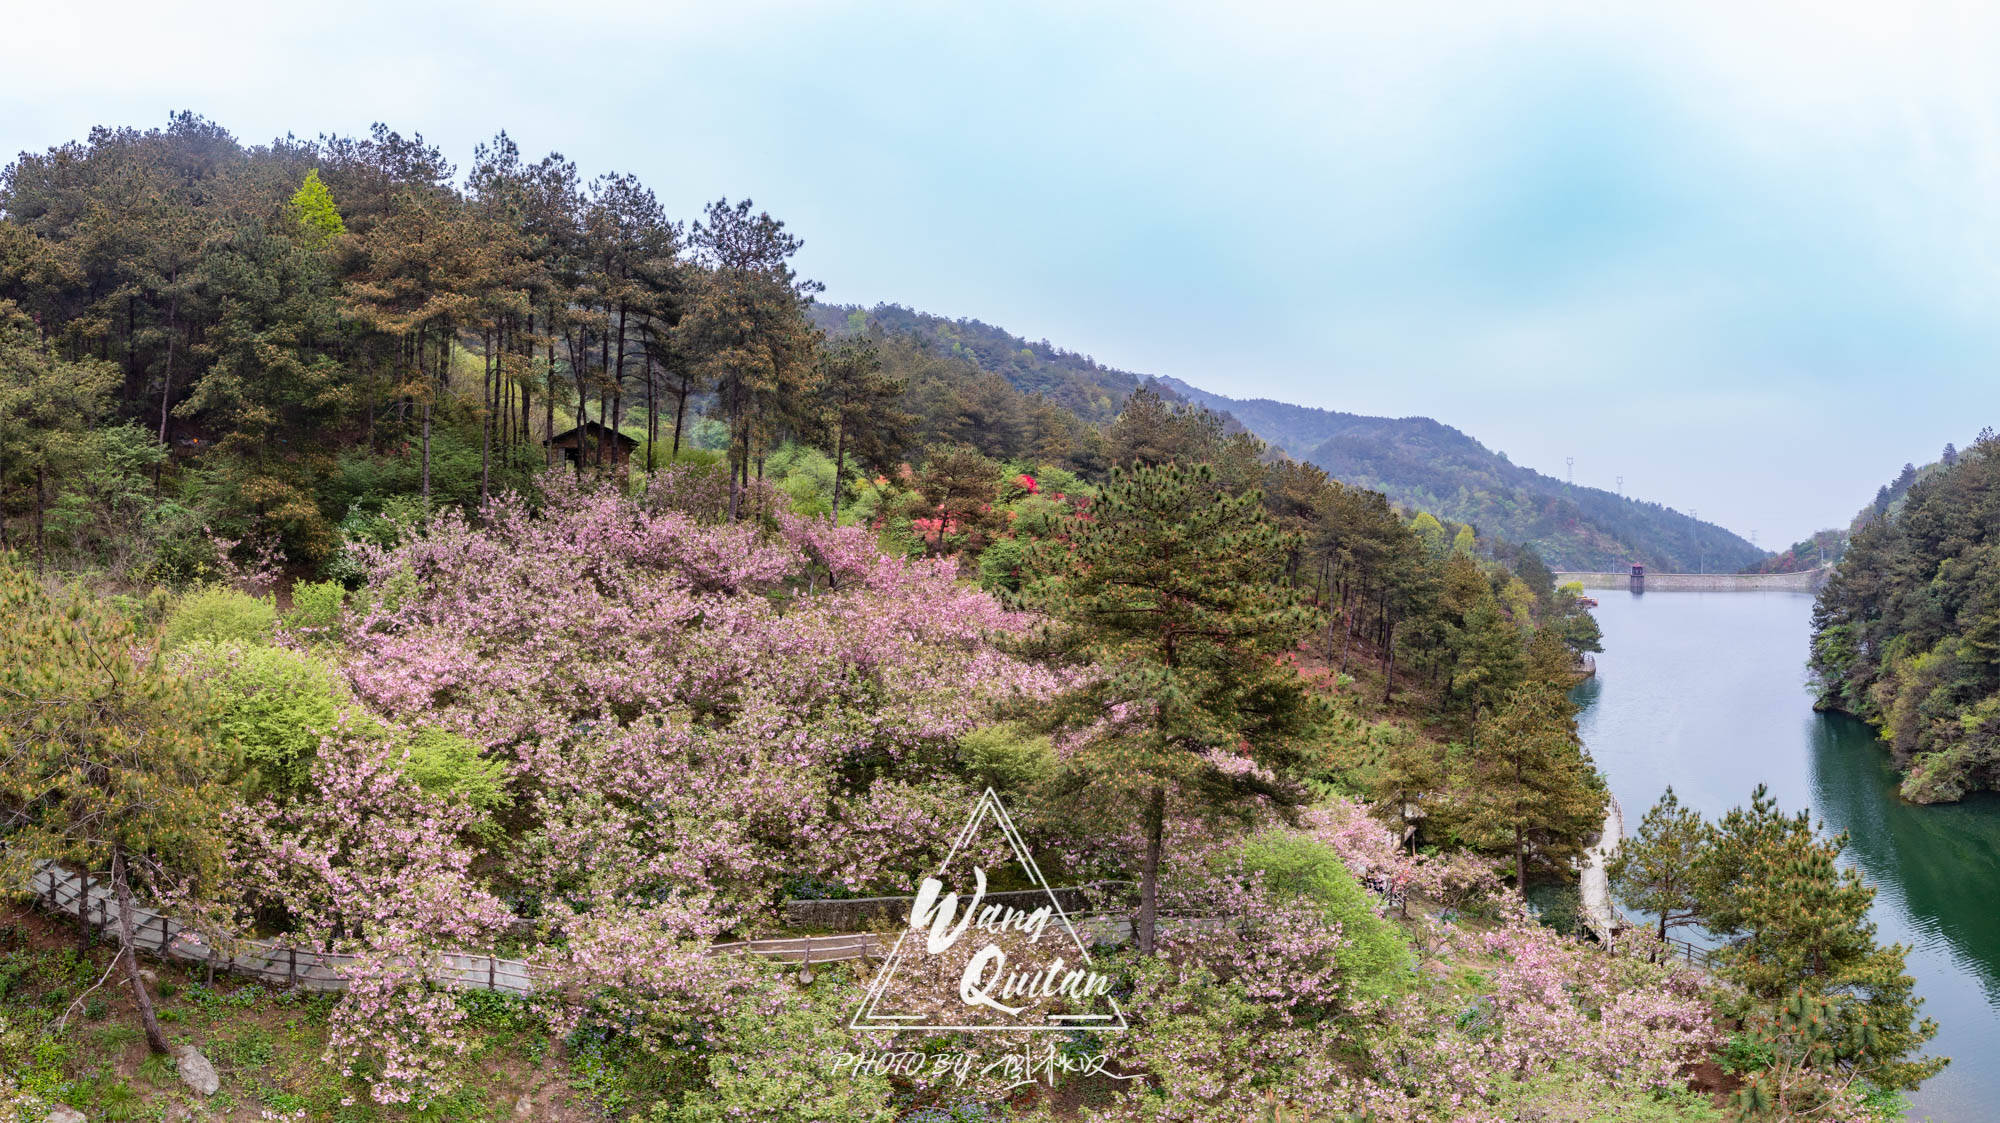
(1566, 457, 1574, 486)
(1615, 475, 1623, 497)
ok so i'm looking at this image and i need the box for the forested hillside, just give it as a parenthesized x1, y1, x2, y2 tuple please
(815, 304, 1764, 572)
(1811, 433, 2000, 802)
(0, 116, 1940, 1122)
(807, 303, 1144, 424)
(1158, 377, 1764, 573)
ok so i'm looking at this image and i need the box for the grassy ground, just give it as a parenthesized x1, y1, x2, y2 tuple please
(1, 896, 1734, 1122)
(0, 905, 680, 1122)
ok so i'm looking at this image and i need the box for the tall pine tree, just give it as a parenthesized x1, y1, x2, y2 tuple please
(1022, 462, 1321, 953)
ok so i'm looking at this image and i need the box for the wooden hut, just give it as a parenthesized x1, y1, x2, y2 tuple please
(545, 421, 638, 468)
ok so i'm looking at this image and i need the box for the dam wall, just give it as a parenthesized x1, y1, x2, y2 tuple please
(1555, 567, 1830, 593)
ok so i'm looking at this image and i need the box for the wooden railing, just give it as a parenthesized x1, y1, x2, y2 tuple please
(24, 861, 1139, 996)
(1661, 936, 1717, 970)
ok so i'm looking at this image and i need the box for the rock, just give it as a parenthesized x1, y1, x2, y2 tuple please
(47, 1107, 87, 1123)
(174, 1043, 220, 1096)
(514, 1093, 535, 1118)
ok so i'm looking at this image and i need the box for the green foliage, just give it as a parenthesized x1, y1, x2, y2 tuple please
(399, 727, 512, 838)
(175, 639, 345, 797)
(0, 561, 232, 1051)
(283, 578, 347, 639)
(954, 722, 1056, 792)
(1231, 829, 1414, 998)
(764, 442, 837, 517)
(1608, 786, 1705, 941)
(1023, 461, 1323, 952)
(1697, 786, 1943, 1092)
(162, 584, 277, 650)
(1718, 1031, 1777, 1075)
(289, 169, 347, 247)
(1810, 434, 2000, 800)
(974, 535, 1026, 593)
(664, 981, 895, 1123)
(1459, 681, 1606, 893)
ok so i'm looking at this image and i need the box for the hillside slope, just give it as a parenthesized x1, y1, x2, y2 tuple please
(1810, 434, 2000, 802)
(1157, 377, 1762, 573)
(818, 303, 1764, 571)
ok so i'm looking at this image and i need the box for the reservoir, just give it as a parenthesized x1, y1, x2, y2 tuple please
(1574, 590, 2000, 1122)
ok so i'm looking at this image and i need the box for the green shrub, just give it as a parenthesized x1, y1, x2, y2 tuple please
(975, 537, 1026, 593)
(956, 722, 1056, 791)
(282, 579, 347, 640)
(401, 727, 512, 839)
(1230, 829, 1415, 999)
(176, 640, 348, 796)
(1717, 1031, 1777, 1074)
(663, 979, 894, 1123)
(161, 585, 277, 651)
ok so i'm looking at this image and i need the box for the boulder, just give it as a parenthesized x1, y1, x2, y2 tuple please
(47, 1107, 88, 1123)
(174, 1043, 220, 1096)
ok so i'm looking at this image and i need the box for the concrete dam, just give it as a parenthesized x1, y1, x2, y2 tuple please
(1555, 567, 1831, 593)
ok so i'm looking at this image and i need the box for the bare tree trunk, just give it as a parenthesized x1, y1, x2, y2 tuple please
(33, 463, 46, 571)
(1337, 586, 1357, 674)
(1136, 786, 1166, 955)
(1380, 616, 1396, 704)
(643, 327, 657, 475)
(154, 290, 180, 488)
(156, 293, 179, 446)
(480, 328, 493, 504)
(1514, 826, 1528, 900)
(831, 419, 846, 524)
(111, 847, 171, 1056)
(543, 324, 557, 468)
(611, 304, 628, 476)
(671, 378, 689, 461)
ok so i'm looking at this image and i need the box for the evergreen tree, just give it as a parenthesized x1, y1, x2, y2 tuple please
(815, 337, 908, 524)
(1022, 462, 1321, 953)
(1459, 680, 1606, 895)
(0, 305, 120, 562)
(0, 561, 232, 1055)
(1451, 592, 1527, 727)
(1606, 786, 1704, 941)
(1697, 786, 1943, 1092)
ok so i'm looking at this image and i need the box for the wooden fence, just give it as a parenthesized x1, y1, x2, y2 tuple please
(23, 862, 1140, 997)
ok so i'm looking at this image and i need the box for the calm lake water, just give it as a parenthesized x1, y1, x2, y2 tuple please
(1572, 590, 2000, 1123)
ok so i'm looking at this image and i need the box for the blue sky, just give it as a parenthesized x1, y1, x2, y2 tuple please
(8, 0, 1996, 545)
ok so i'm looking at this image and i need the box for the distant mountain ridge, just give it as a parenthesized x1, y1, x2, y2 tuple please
(815, 303, 1766, 572)
(1153, 377, 1762, 573)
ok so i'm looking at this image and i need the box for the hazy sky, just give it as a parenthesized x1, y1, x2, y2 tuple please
(8, 0, 1997, 545)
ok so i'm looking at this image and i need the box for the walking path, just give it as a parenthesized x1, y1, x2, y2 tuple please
(1578, 793, 1626, 941)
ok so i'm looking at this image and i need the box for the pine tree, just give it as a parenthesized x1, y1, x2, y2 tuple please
(1452, 592, 1527, 727)
(0, 561, 231, 1054)
(1697, 786, 1943, 1091)
(1459, 680, 1606, 895)
(1022, 462, 1322, 953)
(1607, 786, 1704, 940)
(815, 338, 908, 524)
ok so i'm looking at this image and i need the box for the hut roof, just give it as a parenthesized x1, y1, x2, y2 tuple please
(545, 420, 639, 448)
